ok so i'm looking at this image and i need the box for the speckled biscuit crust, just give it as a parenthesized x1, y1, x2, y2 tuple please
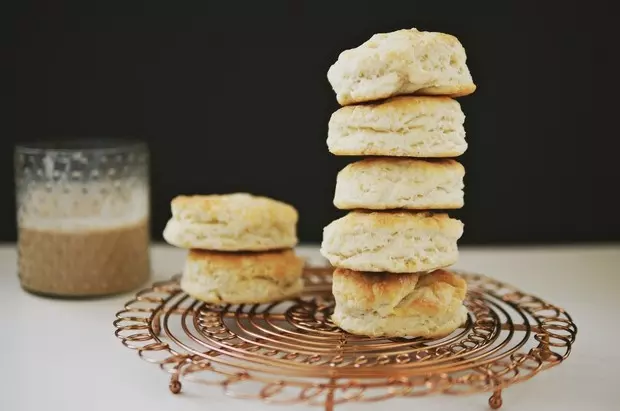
(180, 249, 304, 304)
(163, 193, 298, 251)
(327, 96, 467, 157)
(331, 268, 468, 338)
(320, 210, 463, 273)
(333, 157, 465, 210)
(327, 28, 476, 106)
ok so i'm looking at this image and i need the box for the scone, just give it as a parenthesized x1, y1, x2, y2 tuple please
(320, 210, 463, 273)
(331, 268, 468, 338)
(163, 193, 298, 251)
(180, 249, 304, 304)
(327, 96, 466, 157)
(327, 28, 476, 105)
(333, 158, 465, 210)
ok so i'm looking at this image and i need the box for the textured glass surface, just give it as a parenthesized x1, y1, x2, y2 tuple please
(15, 139, 151, 297)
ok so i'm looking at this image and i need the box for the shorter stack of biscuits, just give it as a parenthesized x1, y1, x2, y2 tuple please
(163, 193, 304, 304)
(321, 28, 475, 338)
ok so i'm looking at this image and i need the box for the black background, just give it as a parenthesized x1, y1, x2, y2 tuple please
(5, 0, 620, 245)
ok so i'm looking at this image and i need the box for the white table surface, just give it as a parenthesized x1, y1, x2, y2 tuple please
(1, 243, 619, 411)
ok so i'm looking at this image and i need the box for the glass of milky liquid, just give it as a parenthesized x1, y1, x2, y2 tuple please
(15, 139, 151, 298)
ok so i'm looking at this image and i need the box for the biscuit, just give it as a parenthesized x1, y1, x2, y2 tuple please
(180, 249, 304, 304)
(327, 28, 476, 105)
(327, 96, 466, 157)
(320, 210, 463, 273)
(333, 158, 465, 210)
(162, 193, 298, 251)
(331, 268, 468, 338)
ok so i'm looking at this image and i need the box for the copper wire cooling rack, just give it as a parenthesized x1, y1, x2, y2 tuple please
(114, 267, 576, 410)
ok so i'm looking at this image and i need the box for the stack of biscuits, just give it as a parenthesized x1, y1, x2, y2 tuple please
(162, 193, 304, 304)
(320, 28, 476, 338)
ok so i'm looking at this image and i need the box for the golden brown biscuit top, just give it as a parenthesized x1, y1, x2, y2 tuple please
(331, 210, 463, 235)
(337, 95, 459, 112)
(170, 192, 298, 225)
(328, 95, 465, 132)
(338, 157, 464, 175)
(338, 28, 463, 59)
(186, 249, 304, 280)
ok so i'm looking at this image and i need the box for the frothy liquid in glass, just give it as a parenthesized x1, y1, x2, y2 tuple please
(17, 183, 151, 297)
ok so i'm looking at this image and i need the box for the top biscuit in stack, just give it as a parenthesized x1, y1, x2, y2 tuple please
(163, 193, 303, 305)
(163, 192, 298, 251)
(327, 28, 476, 106)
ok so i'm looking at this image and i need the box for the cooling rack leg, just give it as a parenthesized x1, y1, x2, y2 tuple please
(488, 389, 503, 409)
(537, 333, 552, 360)
(169, 374, 182, 394)
(324, 391, 334, 411)
(324, 378, 335, 411)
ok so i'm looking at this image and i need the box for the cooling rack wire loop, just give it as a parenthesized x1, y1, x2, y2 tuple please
(113, 266, 576, 410)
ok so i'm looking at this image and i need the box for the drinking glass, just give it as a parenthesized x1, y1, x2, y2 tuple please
(14, 138, 151, 297)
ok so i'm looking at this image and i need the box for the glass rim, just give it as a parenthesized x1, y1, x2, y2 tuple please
(15, 138, 148, 155)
